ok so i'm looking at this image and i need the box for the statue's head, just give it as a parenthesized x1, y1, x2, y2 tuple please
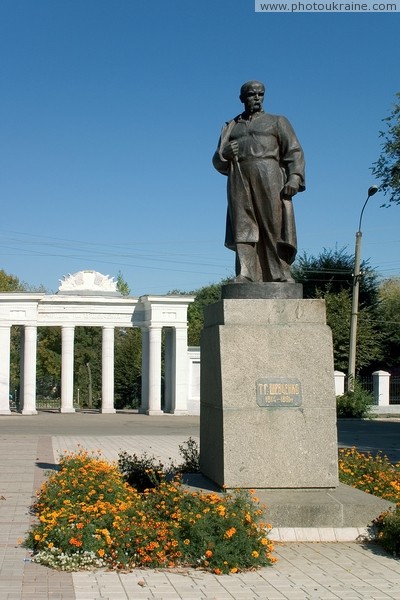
(239, 81, 265, 115)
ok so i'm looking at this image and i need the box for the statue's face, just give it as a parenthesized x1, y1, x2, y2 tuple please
(241, 84, 264, 115)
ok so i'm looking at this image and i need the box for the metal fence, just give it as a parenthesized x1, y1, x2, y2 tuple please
(390, 376, 400, 405)
(359, 376, 373, 395)
(359, 374, 400, 405)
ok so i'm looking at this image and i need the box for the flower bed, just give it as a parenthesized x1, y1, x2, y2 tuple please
(339, 446, 400, 555)
(25, 450, 275, 574)
(338, 447, 400, 504)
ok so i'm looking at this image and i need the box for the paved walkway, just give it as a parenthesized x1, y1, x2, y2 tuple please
(0, 412, 400, 599)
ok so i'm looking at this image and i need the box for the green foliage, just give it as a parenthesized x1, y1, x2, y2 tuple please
(372, 92, 400, 206)
(336, 379, 374, 418)
(319, 289, 382, 373)
(74, 327, 102, 408)
(373, 507, 400, 556)
(292, 247, 379, 307)
(116, 271, 131, 296)
(0, 269, 26, 291)
(36, 327, 62, 400)
(117, 451, 166, 492)
(176, 437, 200, 473)
(117, 437, 200, 491)
(376, 278, 400, 369)
(114, 328, 142, 409)
(26, 449, 275, 574)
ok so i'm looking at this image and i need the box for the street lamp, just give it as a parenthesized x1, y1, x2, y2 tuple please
(347, 185, 379, 390)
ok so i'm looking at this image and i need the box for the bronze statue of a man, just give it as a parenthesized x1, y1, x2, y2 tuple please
(213, 81, 305, 283)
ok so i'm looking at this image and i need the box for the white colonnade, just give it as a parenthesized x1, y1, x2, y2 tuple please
(0, 271, 194, 416)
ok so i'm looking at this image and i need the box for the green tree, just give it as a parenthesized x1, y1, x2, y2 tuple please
(372, 92, 400, 206)
(114, 328, 142, 409)
(376, 277, 400, 370)
(36, 327, 61, 400)
(0, 269, 25, 292)
(116, 271, 131, 296)
(0, 270, 26, 400)
(73, 327, 102, 408)
(319, 289, 382, 373)
(292, 247, 379, 306)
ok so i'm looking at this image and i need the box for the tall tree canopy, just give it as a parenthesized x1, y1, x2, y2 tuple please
(375, 277, 400, 370)
(292, 247, 379, 307)
(372, 92, 400, 206)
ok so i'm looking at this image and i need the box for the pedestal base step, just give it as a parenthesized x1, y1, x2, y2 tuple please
(181, 474, 394, 530)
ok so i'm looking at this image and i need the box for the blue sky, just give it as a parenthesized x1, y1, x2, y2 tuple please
(0, 0, 399, 295)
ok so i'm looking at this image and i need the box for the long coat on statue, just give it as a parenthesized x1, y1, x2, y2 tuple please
(213, 111, 305, 281)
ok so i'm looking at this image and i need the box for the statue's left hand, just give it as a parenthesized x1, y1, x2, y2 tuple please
(282, 177, 300, 197)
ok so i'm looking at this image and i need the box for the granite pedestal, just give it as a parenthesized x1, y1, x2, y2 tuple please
(200, 296, 339, 489)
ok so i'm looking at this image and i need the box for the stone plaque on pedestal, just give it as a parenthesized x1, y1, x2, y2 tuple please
(200, 298, 339, 489)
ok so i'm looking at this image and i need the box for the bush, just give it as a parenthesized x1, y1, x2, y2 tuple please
(117, 451, 166, 492)
(373, 506, 400, 556)
(176, 437, 200, 473)
(336, 380, 374, 418)
(25, 449, 275, 574)
(117, 437, 200, 491)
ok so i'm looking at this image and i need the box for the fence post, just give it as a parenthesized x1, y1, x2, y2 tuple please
(372, 370, 390, 406)
(334, 371, 345, 396)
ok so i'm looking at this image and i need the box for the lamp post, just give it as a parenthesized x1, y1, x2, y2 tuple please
(347, 185, 379, 390)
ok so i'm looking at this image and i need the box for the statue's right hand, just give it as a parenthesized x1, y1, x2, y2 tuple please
(222, 141, 239, 160)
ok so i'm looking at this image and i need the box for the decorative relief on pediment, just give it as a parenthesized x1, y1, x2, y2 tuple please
(58, 271, 120, 295)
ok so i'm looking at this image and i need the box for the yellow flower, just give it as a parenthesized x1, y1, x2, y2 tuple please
(252, 550, 259, 558)
(183, 539, 190, 545)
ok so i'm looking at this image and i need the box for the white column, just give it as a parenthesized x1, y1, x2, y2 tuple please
(0, 326, 11, 415)
(140, 328, 149, 414)
(373, 370, 390, 406)
(61, 326, 75, 413)
(163, 328, 173, 413)
(101, 326, 116, 414)
(147, 326, 163, 415)
(334, 371, 345, 396)
(171, 326, 189, 414)
(22, 326, 37, 415)
(19, 329, 25, 411)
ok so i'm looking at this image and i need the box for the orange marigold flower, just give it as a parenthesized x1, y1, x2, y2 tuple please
(205, 549, 213, 558)
(230, 567, 238, 573)
(224, 527, 236, 539)
(98, 549, 105, 557)
(214, 568, 222, 575)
